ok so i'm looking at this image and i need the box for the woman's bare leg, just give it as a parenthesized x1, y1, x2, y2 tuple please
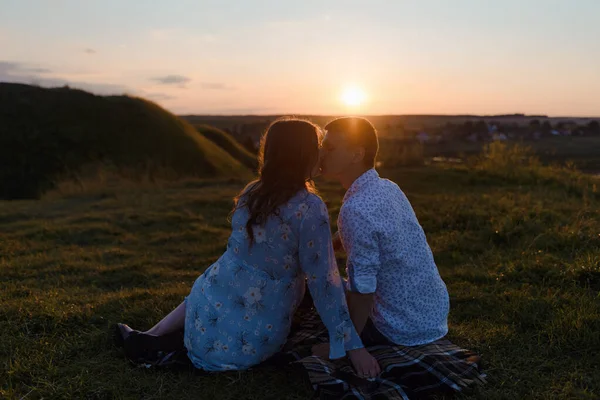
(143, 301, 186, 336)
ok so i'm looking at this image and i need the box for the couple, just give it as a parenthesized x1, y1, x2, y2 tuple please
(115, 117, 450, 379)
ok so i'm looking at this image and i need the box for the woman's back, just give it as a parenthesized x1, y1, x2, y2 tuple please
(228, 189, 325, 281)
(183, 190, 339, 371)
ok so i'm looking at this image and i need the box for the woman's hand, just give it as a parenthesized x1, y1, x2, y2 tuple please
(347, 348, 381, 378)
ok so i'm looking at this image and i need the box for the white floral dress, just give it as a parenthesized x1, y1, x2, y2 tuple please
(183, 189, 364, 371)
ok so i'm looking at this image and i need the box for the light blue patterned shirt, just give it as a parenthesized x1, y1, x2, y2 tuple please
(183, 189, 364, 371)
(338, 169, 450, 346)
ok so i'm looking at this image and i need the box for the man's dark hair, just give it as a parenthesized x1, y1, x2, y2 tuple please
(325, 117, 379, 168)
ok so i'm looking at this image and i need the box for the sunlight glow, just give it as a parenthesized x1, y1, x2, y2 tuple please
(341, 86, 366, 107)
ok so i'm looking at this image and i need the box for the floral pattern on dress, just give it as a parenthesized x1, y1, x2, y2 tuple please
(183, 190, 363, 371)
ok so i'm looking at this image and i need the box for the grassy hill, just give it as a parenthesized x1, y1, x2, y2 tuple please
(1, 145, 598, 398)
(194, 124, 258, 170)
(0, 83, 250, 200)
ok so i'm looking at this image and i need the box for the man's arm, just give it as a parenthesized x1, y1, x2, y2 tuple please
(332, 231, 343, 251)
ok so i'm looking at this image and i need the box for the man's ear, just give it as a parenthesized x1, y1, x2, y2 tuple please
(352, 147, 366, 165)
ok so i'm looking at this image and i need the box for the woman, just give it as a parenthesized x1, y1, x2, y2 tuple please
(115, 118, 380, 377)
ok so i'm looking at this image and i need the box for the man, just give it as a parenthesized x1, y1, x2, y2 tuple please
(315, 117, 450, 354)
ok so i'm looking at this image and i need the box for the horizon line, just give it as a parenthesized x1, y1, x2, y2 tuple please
(179, 113, 600, 119)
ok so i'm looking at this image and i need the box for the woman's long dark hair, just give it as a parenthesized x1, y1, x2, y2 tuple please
(234, 118, 321, 245)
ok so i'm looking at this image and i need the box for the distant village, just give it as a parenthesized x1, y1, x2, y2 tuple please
(217, 118, 600, 152)
(400, 119, 600, 145)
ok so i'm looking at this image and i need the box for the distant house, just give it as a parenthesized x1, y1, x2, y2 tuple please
(551, 129, 573, 136)
(416, 132, 431, 143)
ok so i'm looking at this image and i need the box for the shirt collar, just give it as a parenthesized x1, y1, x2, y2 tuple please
(343, 168, 379, 203)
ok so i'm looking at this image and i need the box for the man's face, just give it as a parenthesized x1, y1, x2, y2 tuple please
(319, 131, 355, 178)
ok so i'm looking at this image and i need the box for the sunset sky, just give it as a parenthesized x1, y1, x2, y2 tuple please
(1, 0, 599, 116)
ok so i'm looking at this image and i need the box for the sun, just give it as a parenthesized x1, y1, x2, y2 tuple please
(341, 86, 366, 107)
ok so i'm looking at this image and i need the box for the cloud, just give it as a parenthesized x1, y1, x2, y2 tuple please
(0, 61, 20, 74)
(151, 74, 191, 86)
(145, 92, 176, 101)
(0, 60, 130, 95)
(0, 61, 52, 75)
(84, 48, 96, 54)
(27, 66, 53, 73)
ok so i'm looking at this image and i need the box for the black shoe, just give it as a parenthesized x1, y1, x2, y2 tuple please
(113, 323, 137, 348)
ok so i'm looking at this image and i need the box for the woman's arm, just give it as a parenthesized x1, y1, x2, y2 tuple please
(297, 199, 380, 377)
(297, 200, 362, 357)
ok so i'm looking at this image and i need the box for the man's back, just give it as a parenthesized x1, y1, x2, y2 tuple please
(338, 169, 450, 346)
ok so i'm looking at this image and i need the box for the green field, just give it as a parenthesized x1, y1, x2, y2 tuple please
(1, 153, 599, 399)
(423, 136, 600, 173)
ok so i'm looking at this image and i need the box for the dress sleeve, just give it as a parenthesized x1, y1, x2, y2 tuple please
(297, 197, 364, 359)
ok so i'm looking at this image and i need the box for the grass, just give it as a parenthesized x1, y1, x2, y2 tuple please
(1, 153, 599, 399)
(194, 124, 258, 170)
(424, 136, 600, 173)
(378, 138, 424, 167)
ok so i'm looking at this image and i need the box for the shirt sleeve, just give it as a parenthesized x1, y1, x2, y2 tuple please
(298, 198, 364, 359)
(339, 206, 381, 294)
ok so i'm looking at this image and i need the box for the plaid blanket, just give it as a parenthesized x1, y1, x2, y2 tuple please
(280, 306, 487, 400)
(119, 306, 486, 399)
